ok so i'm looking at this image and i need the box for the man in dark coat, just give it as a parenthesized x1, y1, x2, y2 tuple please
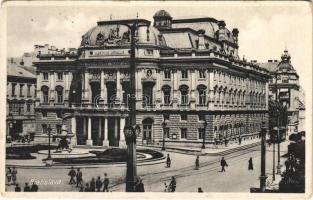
(95, 176, 102, 192)
(135, 179, 145, 192)
(220, 157, 228, 172)
(23, 183, 31, 192)
(169, 176, 176, 192)
(76, 168, 83, 188)
(248, 157, 253, 170)
(68, 166, 76, 185)
(166, 154, 171, 168)
(30, 182, 38, 192)
(84, 183, 90, 192)
(195, 155, 200, 170)
(90, 177, 96, 192)
(103, 173, 109, 192)
(14, 184, 21, 192)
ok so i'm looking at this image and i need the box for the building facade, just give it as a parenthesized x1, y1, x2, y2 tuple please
(34, 10, 270, 148)
(6, 59, 37, 140)
(260, 50, 302, 134)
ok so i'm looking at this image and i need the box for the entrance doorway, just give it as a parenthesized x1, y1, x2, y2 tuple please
(108, 117, 119, 147)
(142, 118, 153, 144)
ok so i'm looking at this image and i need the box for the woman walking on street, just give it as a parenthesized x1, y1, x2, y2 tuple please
(248, 157, 254, 170)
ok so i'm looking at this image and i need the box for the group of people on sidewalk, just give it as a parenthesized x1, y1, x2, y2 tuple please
(6, 167, 39, 192)
(67, 167, 110, 192)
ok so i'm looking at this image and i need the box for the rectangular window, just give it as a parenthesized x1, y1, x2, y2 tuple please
(27, 103, 31, 112)
(42, 111, 47, 118)
(11, 83, 16, 96)
(56, 111, 63, 119)
(181, 128, 187, 139)
(181, 114, 187, 121)
(164, 127, 170, 138)
(163, 114, 170, 121)
(164, 71, 171, 79)
(57, 72, 63, 80)
(198, 128, 205, 139)
(199, 114, 205, 121)
(56, 124, 62, 135)
(199, 70, 206, 78)
(19, 84, 24, 97)
(27, 85, 31, 97)
(42, 124, 47, 134)
(43, 72, 49, 80)
(181, 70, 188, 79)
(18, 104, 24, 114)
(144, 49, 153, 56)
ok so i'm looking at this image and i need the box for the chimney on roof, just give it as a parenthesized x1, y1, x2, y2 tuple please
(217, 21, 226, 41)
(268, 60, 273, 63)
(10, 57, 13, 64)
(274, 60, 278, 62)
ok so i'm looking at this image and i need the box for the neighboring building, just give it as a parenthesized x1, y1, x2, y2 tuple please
(259, 49, 302, 134)
(33, 10, 270, 148)
(6, 59, 37, 140)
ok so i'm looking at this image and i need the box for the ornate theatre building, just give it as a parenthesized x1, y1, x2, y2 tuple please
(34, 10, 270, 148)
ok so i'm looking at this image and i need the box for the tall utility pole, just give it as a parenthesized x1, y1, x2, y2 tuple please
(260, 121, 268, 192)
(115, 19, 150, 192)
(277, 117, 281, 174)
(272, 140, 275, 181)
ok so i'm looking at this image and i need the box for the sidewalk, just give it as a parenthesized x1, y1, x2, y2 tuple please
(139, 137, 261, 156)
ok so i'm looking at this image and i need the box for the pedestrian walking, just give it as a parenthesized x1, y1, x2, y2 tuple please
(103, 173, 109, 192)
(76, 168, 83, 188)
(166, 154, 171, 168)
(14, 184, 21, 192)
(238, 136, 242, 145)
(84, 183, 90, 192)
(95, 176, 102, 192)
(220, 157, 228, 172)
(90, 177, 96, 192)
(195, 155, 200, 170)
(79, 185, 84, 192)
(248, 157, 254, 170)
(198, 187, 203, 193)
(23, 183, 31, 192)
(169, 176, 176, 192)
(135, 178, 145, 192)
(68, 166, 76, 185)
(30, 182, 38, 192)
(6, 167, 12, 185)
(11, 167, 17, 185)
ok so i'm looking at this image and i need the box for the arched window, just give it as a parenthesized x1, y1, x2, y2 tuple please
(179, 85, 189, 105)
(161, 85, 171, 105)
(197, 85, 207, 105)
(41, 86, 49, 104)
(55, 86, 64, 103)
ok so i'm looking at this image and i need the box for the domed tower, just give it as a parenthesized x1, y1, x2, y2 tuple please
(153, 10, 172, 30)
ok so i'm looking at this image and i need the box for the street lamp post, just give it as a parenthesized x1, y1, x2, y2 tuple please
(118, 19, 150, 192)
(272, 132, 276, 181)
(277, 117, 281, 174)
(161, 121, 167, 151)
(47, 124, 52, 160)
(202, 121, 207, 149)
(259, 121, 268, 192)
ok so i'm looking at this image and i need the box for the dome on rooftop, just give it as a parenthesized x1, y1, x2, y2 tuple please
(153, 10, 172, 19)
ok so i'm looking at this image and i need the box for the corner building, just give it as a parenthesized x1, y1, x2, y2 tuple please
(34, 10, 270, 148)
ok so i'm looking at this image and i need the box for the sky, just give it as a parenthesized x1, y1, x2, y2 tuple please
(5, 1, 312, 89)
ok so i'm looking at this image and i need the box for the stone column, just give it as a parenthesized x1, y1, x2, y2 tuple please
(103, 117, 109, 147)
(86, 117, 93, 145)
(100, 71, 105, 104)
(71, 117, 77, 146)
(50, 72, 55, 101)
(119, 117, 126, 148)
(84, 70, 90, 102)
(116, 70, 121, 102)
